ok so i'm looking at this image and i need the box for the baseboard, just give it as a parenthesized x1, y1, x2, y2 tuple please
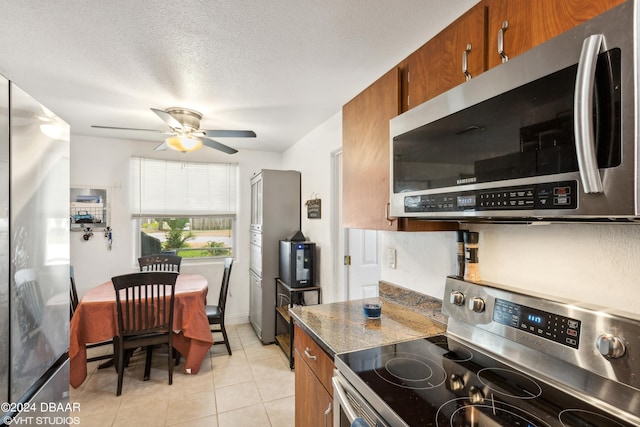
(225, 313, 250, 326)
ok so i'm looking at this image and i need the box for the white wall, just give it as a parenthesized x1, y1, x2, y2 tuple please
(382, 223, 640, 315)
(70, 135, 283, 325)
(282, 112, 342, 303)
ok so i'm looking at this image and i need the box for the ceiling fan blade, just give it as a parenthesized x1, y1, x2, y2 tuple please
(202, 129, 256, 138)
(151, 108, 183, 130)
(91, 125, 162, 133)
(154, 142, 168, 151)
(202, 138, 238, 154)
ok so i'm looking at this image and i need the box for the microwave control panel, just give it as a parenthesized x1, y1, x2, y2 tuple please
(404, 181, 577, 213)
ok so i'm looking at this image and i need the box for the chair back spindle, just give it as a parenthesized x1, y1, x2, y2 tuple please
(138, 254, 182, 273)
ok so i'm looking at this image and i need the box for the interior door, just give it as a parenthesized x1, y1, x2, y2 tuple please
(346, 229, 381, 300)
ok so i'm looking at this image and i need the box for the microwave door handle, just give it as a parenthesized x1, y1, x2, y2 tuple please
(574, 34, 605, 194)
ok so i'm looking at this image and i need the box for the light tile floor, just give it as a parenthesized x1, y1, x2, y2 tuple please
(70, 324, 295, 427)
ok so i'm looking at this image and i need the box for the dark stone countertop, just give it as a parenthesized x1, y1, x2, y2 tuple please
(289, 281, 447, 358)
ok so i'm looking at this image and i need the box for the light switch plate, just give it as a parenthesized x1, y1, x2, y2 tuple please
(387, 248, 397, 269)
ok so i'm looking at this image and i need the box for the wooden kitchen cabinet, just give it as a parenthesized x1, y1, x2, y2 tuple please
(402, 3, 486, 112)
(294, 324, 333, 427)
(485, 0, 626, 70)
(342, 67, 400, 230)
(342, 68, 458, 232)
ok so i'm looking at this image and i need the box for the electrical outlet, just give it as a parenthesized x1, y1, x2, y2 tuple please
(387, 248, 397, 269)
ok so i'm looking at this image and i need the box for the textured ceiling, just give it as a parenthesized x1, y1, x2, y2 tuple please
(0, 0, 478, 153)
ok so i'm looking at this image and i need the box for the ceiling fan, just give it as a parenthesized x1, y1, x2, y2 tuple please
(92, 107, 256, 154)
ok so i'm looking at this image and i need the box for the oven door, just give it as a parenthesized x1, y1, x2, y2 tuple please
(332, 371, 389, 427)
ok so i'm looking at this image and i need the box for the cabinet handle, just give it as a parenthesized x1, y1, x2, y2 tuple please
(498, 20, 509, 63)
(385, 202, 396, 226)
(324, 402, 332, 427)
(304, 347, 317, 360)
(462, 43, 472, 81)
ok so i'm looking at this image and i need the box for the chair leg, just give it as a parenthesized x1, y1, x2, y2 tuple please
(168, 346, 174, 386)
(124, 348, 134, 367)
(144, 346, 154, 381)
(221, 324, 232, 355)
(114, 341, 124, 396)
(173, 348, 181, 366)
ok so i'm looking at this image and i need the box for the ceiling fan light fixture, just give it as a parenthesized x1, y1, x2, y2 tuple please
(165, 135, 203, 152)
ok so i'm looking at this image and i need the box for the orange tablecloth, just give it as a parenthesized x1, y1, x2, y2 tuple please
(69, 273, 213, 388)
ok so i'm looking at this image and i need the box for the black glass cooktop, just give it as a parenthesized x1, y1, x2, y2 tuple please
(336, 335, 634, 427)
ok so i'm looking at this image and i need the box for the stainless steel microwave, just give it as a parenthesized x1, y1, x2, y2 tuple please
(390, 0, 639, 222)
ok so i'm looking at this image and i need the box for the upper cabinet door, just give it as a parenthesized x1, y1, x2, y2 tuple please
(342, 68, 400, 230)
(404, 3, 486, 111)
(486, 0, 626, 70)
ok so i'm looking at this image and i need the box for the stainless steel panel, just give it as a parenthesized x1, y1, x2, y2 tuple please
(0, 74, 8, 405)
(8, 357, 72, 426)
(9, 83, 70, 400)
(443, 276, 640, 421)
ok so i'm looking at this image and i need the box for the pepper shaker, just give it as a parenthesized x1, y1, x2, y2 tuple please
(463, 231, 480, 282)
(456, 230, 467, 278)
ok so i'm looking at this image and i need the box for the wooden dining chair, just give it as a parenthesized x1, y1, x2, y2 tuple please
(205, 257, 234, 355)
(137, 255, 183, 365)
(69, 266, 79, 320)
(111, 271, 178, 395)
(138, 254, 182, 273)
(70, 266, 114, 363)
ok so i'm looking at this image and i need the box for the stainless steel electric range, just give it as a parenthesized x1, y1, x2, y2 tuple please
(333, 276, 640, 426)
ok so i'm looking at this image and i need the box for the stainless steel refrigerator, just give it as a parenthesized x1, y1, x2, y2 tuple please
(0, 76, 70, 425)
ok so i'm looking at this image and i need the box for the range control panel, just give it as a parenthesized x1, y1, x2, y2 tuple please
(443, 276, 640, 402)
(404, 181, 577, 213)
(493, 298, 581, 349)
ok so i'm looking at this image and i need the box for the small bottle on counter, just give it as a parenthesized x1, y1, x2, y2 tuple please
(456, 230, 467, 278)
(463, 231, 480, 282)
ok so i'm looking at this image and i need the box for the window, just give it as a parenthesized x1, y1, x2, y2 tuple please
(131, 158, 237, 258)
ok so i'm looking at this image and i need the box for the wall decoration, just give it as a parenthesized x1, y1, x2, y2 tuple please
(305, 194, 321, 219)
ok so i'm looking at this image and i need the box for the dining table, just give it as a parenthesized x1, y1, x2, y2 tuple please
(69, 273, 213, 388)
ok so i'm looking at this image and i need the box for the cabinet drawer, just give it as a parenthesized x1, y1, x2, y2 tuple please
(294, 324, 333, 396)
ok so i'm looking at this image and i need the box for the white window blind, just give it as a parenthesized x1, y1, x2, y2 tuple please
(130, 157, 237, 218)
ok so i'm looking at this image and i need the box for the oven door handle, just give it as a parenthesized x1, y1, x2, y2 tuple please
(574, 33, 605, 194)
(332, 375, 360, 423)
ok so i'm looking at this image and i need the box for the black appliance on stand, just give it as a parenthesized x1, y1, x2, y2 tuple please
(275, 234, 320, 368)
(279, 240, 315, 289)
